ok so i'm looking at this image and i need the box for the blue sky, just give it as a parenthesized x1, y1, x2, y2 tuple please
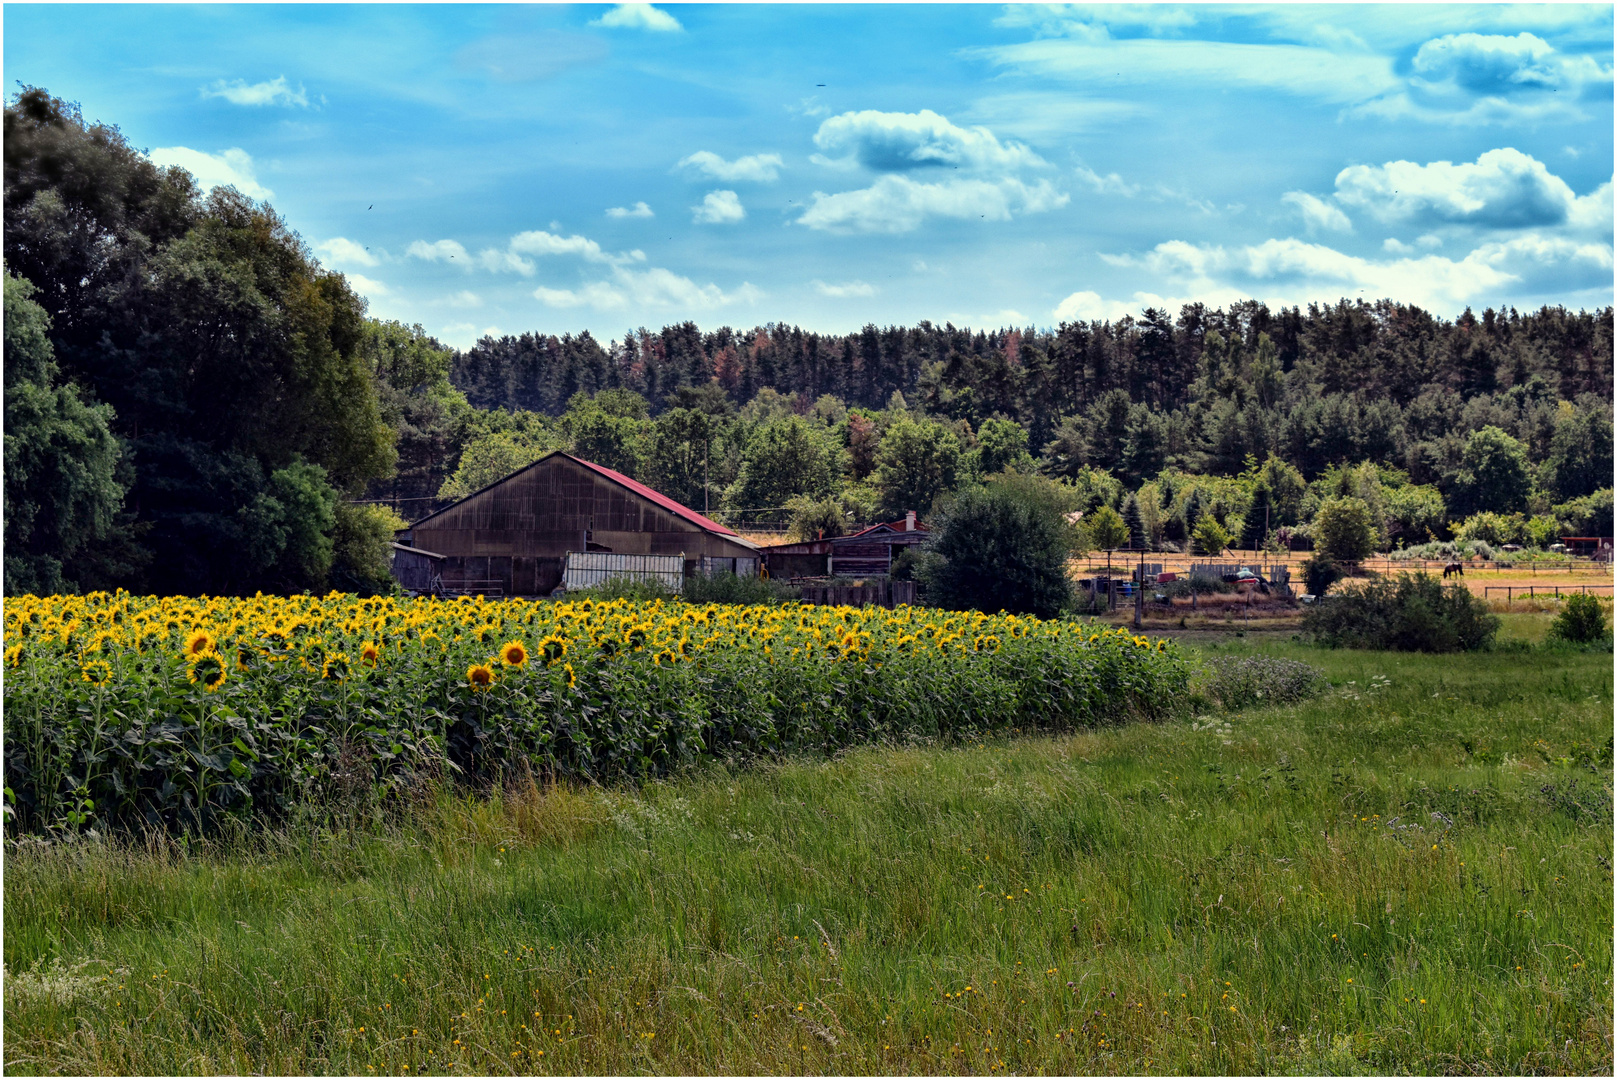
(5, 3, 1613, 347)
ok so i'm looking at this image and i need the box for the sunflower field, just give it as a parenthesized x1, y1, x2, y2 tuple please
(2, 591, 1191, 833)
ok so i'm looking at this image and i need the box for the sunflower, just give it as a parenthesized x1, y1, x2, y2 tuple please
(235, 644, 256, 672)
(360, 641, 381, 667)
(81, 659, 113, 686)
(322, 652, 352, 682)
(563, 662, 577, 688)
(624, 625, 649, 651)
(537, 635, 567, 665)
(187, 650, 228, 692)
(5, 644, 22, 668)
(500, 640, 530, 667)
(466, 663, 496, 691)
(299, 639, 328, 674)
(652, 648, 676, 667)
(974, 634, 1001, 654)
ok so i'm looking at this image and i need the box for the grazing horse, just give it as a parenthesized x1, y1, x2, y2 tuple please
(1442, 561, 1464, 579)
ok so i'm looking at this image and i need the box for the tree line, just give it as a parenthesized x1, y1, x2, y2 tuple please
(4, 87, 1613, 598)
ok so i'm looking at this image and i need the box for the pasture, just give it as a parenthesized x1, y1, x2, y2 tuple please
(3, 617, 1610, 1076)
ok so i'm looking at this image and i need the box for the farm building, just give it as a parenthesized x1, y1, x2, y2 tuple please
(392, 451, 758, 596)
(759, 512, 930, 579)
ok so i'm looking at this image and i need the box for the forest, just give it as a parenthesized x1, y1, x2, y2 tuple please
(5, 87, 1614, 597)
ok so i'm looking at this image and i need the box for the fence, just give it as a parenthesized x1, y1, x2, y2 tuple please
(1483, 584, 1613, 606)
(797, 580, 917, 609)
(562, 552, 684, 592)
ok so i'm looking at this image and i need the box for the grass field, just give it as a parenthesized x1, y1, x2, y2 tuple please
(4, 618, 1611, 1075)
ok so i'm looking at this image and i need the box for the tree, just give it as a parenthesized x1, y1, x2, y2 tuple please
(1384, 483, 1447, 546)
(974, 417, 1035, 475)
(331, 502, 408, 595)
(1300, 553, 1343, 598)
(1449, 425, 1532, 517)
(3, 271, 127, 594)
(1548, 592, 1607, 643)
(1121, 493, 1146, 550)
(1239, 482, 1273, 551)
(644, 407, 717, 510)
(917, 483, 1073, 617)
(728, 415, 841, 512)
(438, 431, 553, 500)
(1313, 496, 1377, 562)
(873, 416, 961, 519)
(563, 393, 646, 477)
(1087, 504, 1129, 552)
(1192, 515, 1231, 556)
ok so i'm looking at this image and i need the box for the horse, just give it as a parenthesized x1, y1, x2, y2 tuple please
(1442, 561, 1464, 578)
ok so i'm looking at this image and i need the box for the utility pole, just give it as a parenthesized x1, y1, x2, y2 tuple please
(1134, 545, 1144, 629)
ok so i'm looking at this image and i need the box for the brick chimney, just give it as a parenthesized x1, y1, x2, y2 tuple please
(905, 510, 916, 531)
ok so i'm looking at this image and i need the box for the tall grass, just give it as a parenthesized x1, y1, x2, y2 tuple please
(3, 636, 1610, 1075)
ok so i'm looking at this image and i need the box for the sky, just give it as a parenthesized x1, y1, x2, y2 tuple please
(4, 2, 1613, 348)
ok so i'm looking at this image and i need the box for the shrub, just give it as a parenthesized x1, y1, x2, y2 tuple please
(683, 571, 799, 605)
(1196, 655, 1327, 711)
(1303, 572, 1499, 652)
(1300, 553, 1343, 598)
(1157, 572, 1236, 598)
(1191, 516, 1231, 556)
(918, 482, 1074, 617)
(1548, 593, 1609, 644)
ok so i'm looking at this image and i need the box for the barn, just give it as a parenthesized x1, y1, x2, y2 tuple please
(758, 512, 930, 579)
(392, 451, 759, 597)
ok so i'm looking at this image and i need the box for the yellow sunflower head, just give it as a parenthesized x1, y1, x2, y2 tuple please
(563, 662, 577, 688)
(81, 659, 112, 686)
(322, 652, 352, 682)
(501, 640, 530, 667)
(5, 644, 23, 668)
(537, 635, 566, 665)
(466, 663, 496, 691)
(187, 650, 228, 692)
(360, 641, 381, 667)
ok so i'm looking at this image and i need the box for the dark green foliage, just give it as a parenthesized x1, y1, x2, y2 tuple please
(1548, 593, 1609, 644)
(1300, 553, 1344, 598)
(1313, 496, 1377, 561)
(1303, 572, 1500, 652)
(330, 503, 408, 596)
(873, 416, 961, 519)
(1450, 426, 1533, 517)
(1195, 654, 1327, 710)
(682, 571, 799, 605)
(917, 483, 1073, 617)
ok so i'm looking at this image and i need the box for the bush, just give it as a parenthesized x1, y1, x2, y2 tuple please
(1195, 655, 1327, 711)
(1303, 572, 1499, 652)
(918, 482, 1073, 617)
(1549, 593, 1609, 644)
(1300, 553, 1343, 598)
(1191, 516, 1231, 556)
(1313, 496, 1377, 562)
(1157, 572, 1236, 598)
(683, 570, 799, 605)
(331, 503, 408, 596)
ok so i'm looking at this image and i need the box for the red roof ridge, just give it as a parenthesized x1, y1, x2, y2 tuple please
(565, 453, 739, 536)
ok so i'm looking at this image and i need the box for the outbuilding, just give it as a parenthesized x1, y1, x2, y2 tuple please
(394, 451, 758, 596)
(758, 511, 929, 579)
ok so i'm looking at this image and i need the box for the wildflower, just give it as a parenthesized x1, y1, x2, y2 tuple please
(467, 663, 496, 690)
(81, 658, 113, 686)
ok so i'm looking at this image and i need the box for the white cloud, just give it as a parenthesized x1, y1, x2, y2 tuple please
(677, 150, 784, 182)
(201, 75, 308, 108)
(811, 109, 1045, 173)
(813, 279, 877, 298)
(799, 175, 1067, 234)
(1075, 165, 1138, 197)
(510, 229, 618, 263)
(962, 93, 1146, 140)
(993, 3, 1197, 41)
(693, 190, 746, 224)
(1568, 180, 1614, 234)
(971, 38, 1399, 105)
(1053, 289, 1209, 323)
(591, 4, 682, 32)
(345, 274, 390, 298)
(148, 146, 273, 200)
(406, 239, 470, 265)
(438, 322, 504, 350)
(315, 237, 380, 268)
(478, 248, 536, 275)
(534, 267, 759, 312)
(1410, 32, 1611, 97)
(1281, 191, 1352, 233)
(444, 290, 482, 309)
(1334, 149, 1586, 229)
(1105, 232, 1613, 314)
(606, 201, 655, 218)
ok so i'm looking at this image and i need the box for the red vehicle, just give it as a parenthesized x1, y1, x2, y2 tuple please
(1155, 571, 1178, 584)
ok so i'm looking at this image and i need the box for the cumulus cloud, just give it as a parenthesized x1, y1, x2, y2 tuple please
(677, 150, 784, 182)
(1410, 32, 1611, 96)
(799, 175, 1066, 234)
(1334, 148, 1589, 229)
(606, 201, 654, 218)
(315, 237, 380, 268)
(407, 239, 470, 265)
(201, 76, 308, 107)
(443, 290, 482, 308)
(811, 109, 1045, 173)
(1281, 191, 1352, 233)
(148, 147, 273, 200)
(592, 4, 682, 32)
(813, 279, 877, 298)
(345, 274, 390, 298)
(534, 267, 760, 312)
(693, 190, 746, 224)
(1075, 165, 1138, 197)
(478, 249, 535, 275)
(1102, 231, 1611, 314)
(509, 229, 630, 264)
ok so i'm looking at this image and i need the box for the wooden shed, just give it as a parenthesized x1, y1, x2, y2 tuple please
(395, 451, 759, 596)
(759, 512, 930, 580)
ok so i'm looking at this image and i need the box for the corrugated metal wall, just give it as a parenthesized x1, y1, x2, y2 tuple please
(562, 552, 685, 591)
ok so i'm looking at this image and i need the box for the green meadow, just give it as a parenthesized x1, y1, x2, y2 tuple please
(4, 619, 1611, 1076)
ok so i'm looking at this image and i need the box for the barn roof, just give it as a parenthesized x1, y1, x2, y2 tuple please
(405, 450, 741, 539)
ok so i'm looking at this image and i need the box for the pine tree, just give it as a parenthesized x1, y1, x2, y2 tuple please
(1122, 493, 1146, 551)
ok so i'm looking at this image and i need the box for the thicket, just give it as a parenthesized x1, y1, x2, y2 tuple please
(1302, 573, 1500, 652)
